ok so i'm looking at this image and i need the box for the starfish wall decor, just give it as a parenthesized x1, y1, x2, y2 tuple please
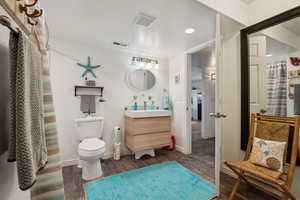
(77, 56, 101, 78)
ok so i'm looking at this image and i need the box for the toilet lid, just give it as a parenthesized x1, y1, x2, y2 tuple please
(79, 138, 105, 151)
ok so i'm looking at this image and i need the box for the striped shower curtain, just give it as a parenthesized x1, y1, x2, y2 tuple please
(30, 1, 65, 199)
(266, 61, 287, 116)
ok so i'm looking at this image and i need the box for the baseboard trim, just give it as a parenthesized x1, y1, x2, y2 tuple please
(103, 153, 113, 160)
(201, 136, 216, 140)
(62, 159, 79, 167)
(175, 145, 186, 154)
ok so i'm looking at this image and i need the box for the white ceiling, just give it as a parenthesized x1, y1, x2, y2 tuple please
(249, 32, 298, 57)
(42, 0, 216, 58)
(266, 36, 297, 56)
(240, 0, 256, 4)
(250, 16, 300, 57)
(281, 17, 300, 36)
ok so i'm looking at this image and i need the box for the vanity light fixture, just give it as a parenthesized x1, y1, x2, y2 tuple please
(146, 62, 153, 69)
(131, 56, 159, 69)
(266, 54, 273, 57)
(139, 62, 145, 68)
(185, 28, 195, 34)
(154, 61, 159, 69)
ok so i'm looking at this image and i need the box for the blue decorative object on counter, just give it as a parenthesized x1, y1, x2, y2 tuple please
(133, 96, 138, 110)
(150, 101, 156, 110)
(133, 102, 138, 111)
(77, 56, 101, 78)
(162, 89, 170, 110)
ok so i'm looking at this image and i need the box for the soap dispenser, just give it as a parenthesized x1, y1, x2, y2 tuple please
(133, 96, 138, 110)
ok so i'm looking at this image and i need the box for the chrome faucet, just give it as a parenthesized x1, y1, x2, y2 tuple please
(144, 101, 147, 110)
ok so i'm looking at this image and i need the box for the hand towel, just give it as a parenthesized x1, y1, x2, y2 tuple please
(80, 95, 96, 113)
(0, 42, 9, 156)
(7, 31, 47, 190)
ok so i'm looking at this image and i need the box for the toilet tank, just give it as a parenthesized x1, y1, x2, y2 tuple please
(75, 116, 104, 140)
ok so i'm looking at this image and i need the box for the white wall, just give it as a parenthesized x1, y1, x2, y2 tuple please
(0, 6, 30, 200)
(196, 0, 249, 26)
(192, 80, 202, 89)
(49, 39, 169, 163)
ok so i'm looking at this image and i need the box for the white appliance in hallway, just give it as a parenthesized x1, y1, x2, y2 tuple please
(191, 90, 202, 121)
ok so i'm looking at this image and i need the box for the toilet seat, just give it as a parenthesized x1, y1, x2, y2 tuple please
(78, 138, 106, 157)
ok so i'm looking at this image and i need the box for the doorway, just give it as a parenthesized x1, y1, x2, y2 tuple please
(188, 45, 216, 182)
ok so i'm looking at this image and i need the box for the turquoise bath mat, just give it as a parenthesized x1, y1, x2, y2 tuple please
(84, 162, 217, 200)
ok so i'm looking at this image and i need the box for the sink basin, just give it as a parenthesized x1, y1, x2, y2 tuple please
(125, 110, 172, 118)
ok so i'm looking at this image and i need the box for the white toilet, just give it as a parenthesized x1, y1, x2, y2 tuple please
(75, 116, 106, 180)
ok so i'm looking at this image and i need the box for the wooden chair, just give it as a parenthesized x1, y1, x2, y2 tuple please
(224, 114, 300, 200)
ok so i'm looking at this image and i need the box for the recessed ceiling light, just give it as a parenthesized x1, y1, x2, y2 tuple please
(185, 28, 195, 34)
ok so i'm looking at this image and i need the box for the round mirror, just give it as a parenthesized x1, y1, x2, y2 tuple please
(127, 69, 156, 91)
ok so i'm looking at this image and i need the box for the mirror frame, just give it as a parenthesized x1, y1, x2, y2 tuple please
(126, 68, 157, 92)
(240, 6, 300, 155)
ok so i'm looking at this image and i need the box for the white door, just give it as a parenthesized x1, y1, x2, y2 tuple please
(212, 13, 225, 196)
(169, 54, 191, 154)
(169, 14, 224, 197)
(249, 36, 267, 114)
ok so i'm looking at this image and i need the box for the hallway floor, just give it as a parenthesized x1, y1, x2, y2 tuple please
(62, 121, 275, 200)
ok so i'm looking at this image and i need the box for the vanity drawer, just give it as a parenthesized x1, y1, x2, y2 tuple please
(125, 117, 171, 135)
(126, 132, 171, 152)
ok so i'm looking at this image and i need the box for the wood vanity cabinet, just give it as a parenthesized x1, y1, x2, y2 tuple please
(125, 116, 171, 152)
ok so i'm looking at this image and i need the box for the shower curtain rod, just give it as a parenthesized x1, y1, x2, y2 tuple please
(0, 15, 18, 34)
(0, 14, 45, 54)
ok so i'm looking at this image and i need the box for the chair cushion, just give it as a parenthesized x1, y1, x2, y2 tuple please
(249, 137, 286, 172)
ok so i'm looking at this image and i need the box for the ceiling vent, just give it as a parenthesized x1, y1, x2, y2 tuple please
(134, 13, 156, 28)
(240, 0, 255, 4)
(113, 41, 128, 47)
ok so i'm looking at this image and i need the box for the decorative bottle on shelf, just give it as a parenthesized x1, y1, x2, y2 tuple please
(133, 102, 138, 111)
(147, 96, 153, 110)
(150, 101, 156, 110)
(133, 96, 138, 110)
(162, 89, 170, 110)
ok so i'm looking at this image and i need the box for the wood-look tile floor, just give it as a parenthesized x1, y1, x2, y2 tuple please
(62, 121, 275, 200)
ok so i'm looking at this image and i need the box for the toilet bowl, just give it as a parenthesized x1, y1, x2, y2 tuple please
(78, 138, 106, 180)
(75, 116, 105, 180)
